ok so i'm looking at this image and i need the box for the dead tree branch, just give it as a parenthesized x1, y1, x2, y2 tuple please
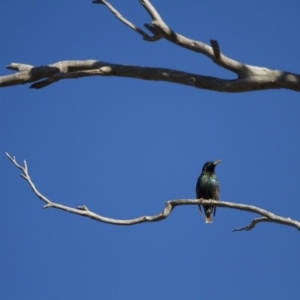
(0, 0, 299, 92)
(6, 152, 300, 232)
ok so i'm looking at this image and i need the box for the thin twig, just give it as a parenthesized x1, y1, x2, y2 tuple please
(0, 2, 299, 91)
(6, 153, 300, 231)
(232, 217, 269, 232)
(93, 0, 161, 41)
(98, 0, 242, 73)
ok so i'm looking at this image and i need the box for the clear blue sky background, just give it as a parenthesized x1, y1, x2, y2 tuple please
(1, 1, 300, 299)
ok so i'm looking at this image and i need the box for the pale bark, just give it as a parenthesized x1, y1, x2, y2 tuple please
(0, 0, 299, 92)
(6, 153, 300, 232)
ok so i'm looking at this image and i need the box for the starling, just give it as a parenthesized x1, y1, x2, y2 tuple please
(196, 160, 221, 223)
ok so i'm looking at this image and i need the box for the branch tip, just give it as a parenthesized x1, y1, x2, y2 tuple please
(5, 152, 13, 161)
(92, 0, 104, 4)
(210, 40, 221, 59)
(78, 205, 89, 211)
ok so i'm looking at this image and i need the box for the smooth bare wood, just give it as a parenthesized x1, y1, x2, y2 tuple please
(0, 0, 299, 92)
(6, 153, 300, 232)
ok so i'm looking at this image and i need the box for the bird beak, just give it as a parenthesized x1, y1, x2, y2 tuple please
(213, 160, 221, 166)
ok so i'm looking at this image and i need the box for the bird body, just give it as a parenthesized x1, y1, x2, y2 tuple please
(196, 160, 220, 223)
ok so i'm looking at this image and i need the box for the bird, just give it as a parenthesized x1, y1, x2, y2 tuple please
(196, 160, 221, 223)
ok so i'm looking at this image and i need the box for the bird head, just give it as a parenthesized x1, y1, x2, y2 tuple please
(202, 160, 221, 175)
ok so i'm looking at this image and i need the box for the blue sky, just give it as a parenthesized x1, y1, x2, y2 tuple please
(1, 1, 300, 299)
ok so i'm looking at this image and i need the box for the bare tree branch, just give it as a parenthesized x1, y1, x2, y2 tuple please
(0, 1, 299, 92)
(232, 217, 270, 232)
(6, 153, 300, 232)
(93, 0, 162, 41)
(1, 59, 299, 92)
(96, 0, 300, 88)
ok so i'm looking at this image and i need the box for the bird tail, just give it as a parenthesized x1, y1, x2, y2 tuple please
(205, 215, 213, 223)
(204, 207, 213, 224)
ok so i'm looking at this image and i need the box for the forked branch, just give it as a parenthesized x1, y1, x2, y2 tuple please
(0, 0, 299, 91)
(6, 152, 300, 232)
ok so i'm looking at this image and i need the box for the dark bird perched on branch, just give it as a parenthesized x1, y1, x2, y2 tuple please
(196, 160, 221, 223)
